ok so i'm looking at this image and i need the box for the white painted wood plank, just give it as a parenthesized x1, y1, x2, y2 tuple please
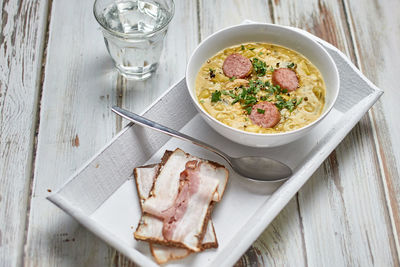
(23, 0, 120, 265)
(24, 0, 200, 266)
(272, 0, 398, 265)
(234, 198, 307, 267)
(198, 1, 308, 266)
(344, 0, 400, 257)
(0, 0, 49, 266)
(198, 0, 270, 39)
(272, 0, 355, 60)
(18, 0, 399, 266)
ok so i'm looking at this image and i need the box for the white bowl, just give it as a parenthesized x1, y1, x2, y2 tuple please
(186, 23, 339, 147)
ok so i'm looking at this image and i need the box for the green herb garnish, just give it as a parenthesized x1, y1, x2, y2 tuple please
(252, 58, 267, 76)
(229, 76, 236, 81)
(287, 62, 295, 68)
(241, 45, 245, 50)
(211, 90, 221, 102)
(274, 95, 302, 112)
(297, 97, 303, 105)
(216, 74, 303, 116)
(249, 48, 255, 51)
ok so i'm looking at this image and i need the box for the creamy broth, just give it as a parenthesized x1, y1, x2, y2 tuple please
(195, 43, 326, 134)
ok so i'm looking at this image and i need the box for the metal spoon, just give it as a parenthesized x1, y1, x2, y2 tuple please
(112, 106, 292, 181)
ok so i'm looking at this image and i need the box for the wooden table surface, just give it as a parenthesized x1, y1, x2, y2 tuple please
(1, 0, 399, 266)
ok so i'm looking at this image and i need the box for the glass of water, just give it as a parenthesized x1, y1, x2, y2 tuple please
(94, 0, 174, 80)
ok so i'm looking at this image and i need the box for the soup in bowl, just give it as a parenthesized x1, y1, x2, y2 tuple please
(186, 24, 339, 147)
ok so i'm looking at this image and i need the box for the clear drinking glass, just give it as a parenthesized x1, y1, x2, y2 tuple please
(94, 0, 174, 80)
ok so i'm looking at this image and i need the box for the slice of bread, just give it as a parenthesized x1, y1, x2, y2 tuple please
(134, 148, 228, 253)
(133, 158, 221, 264)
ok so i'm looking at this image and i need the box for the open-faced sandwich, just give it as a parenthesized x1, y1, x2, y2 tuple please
(133, 148, 229, 264)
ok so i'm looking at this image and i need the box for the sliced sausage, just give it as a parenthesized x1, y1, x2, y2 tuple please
(222, 53, 253, 79)
(272, 68, 299, 91)
(249, 101, 281, 129)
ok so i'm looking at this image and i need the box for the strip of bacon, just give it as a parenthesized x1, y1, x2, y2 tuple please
(137, 149, 228, 251)
(160, 160, 218, 247)
(142, 149, 228, 217)
(133, 162, 218, 264)
(149, 220, 218, 264)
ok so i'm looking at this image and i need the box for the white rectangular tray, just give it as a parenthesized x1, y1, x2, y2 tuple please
(48, 26, 382, 267)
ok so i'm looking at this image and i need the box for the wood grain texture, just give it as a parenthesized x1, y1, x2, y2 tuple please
(8, 0, 398, 266)
(23, 0, 200, 266)
(0, 0, 49, 266)
(23, 0, 119, 265)
(344, 0, 400, 258)
(198, 0, 270, 39)
(272, 0, 355, 61)
(234, 198, 307, 267)
(272, 0, 399, 265)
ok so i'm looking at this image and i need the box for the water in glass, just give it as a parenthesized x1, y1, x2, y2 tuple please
(95, 0, 174, 80)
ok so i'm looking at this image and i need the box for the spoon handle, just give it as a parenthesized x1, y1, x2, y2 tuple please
(112, 106, 231, 163)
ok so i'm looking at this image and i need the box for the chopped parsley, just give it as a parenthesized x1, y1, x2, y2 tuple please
(221, 90, 229, 95)
(251, 58, 267, 76)
(274, 95, 303, 112)
(215, 74, 302, 115)
(258, 52, 264, 56)
(229, 76, 236, 81)
(287, 62, 295, 68)
(211, 90, 221, 102)
(249, 48, 255, 51)
(241, 45, 245, 50)
(296, 97, 303, 105)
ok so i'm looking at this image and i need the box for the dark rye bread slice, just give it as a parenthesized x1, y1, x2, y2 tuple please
(133, 162, 218, 264)
(136, 148, 229, 252)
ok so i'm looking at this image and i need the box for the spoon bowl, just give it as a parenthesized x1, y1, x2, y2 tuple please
(230, 156, 292, 181)
(112, 106, 293, 181)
